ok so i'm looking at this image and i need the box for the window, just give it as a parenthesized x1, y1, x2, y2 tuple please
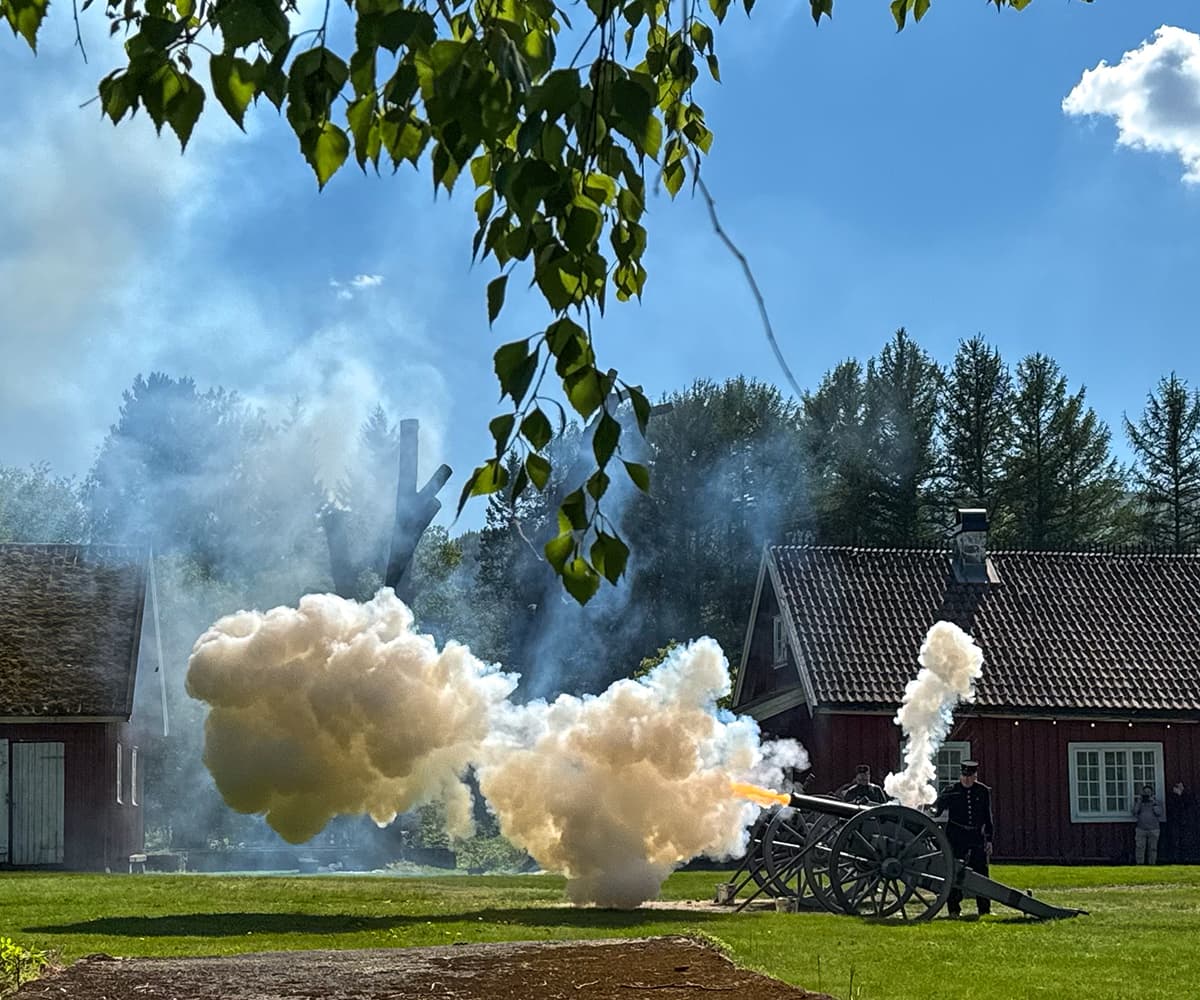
(131, 747, 139, 807)
(935, 741, 972, 790)
(1068, 742, 1164, 823)
(116, 742, 123, 805)
(771, 616, 787, 668)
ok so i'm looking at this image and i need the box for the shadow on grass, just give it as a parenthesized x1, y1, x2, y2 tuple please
(26, 913, 419, 937)
(26, 906, 724, 939)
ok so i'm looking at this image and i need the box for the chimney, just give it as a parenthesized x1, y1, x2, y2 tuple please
(951, 508, 994, 583)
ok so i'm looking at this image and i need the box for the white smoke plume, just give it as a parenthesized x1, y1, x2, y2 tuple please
(185, 590, 519, 843)
(187, 593, 807, 907)
(883, 621, 984, 808)
(477, 638, 807, 908)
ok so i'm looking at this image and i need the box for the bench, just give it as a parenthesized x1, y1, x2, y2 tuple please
(129, 853, 148, 874)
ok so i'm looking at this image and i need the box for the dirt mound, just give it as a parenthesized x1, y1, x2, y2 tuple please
(16, 935, 829, 1000)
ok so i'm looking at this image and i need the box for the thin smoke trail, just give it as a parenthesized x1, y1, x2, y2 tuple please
(883, 621, 984, 808)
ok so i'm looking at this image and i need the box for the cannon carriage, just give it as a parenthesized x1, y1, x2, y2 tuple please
(720, 792, 1086, 922)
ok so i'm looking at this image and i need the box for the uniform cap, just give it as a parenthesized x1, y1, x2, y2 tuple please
(960, 760, 979, 774)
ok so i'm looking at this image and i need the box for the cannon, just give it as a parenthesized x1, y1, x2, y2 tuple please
(721, 792, 1087, 922)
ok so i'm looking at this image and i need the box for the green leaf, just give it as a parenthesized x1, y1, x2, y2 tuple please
(663, 159, 685, 197)
(521, 408, 553, 450)
(890, 0, 908, 30)
(592, 412, 621, 466)
(623, 460, 650, 492)
(300, 121, 350, 189)
(346, 95, 377, 169)
(563, 196, 603, 254)
(526, 453, 551, 491)
(166, 74, 206, 151)
(586, 469, 609, 502)
(210, 54, 257, 130)
(559, 488, 588, 531)
(216, 0, 289, 52)
(565, 367, 604, 419)
(494, 339, 538, 404)
(4, 0, 49, 50)
(98, 71, 139, 124)
(488, 413, 515, 450)
(914, 0, 931, 20)
(810, 0, 834, 24)
(627, 386, 652, 435)
(590, 531, 629, 585)
(456, 459, 510, 514)
(487, 274, 508, 326)
(533, 68, 581, 118)
(544, 531, 574, 572)
(706, 53, 721, 82)
(561, 556, 601, 604)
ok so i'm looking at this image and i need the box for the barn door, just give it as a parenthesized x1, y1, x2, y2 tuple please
(11, 742, 65, 865)
(0, 740, 8, 863)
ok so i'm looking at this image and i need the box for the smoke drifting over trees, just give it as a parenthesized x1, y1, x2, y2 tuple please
(5, 329, 1200, 858)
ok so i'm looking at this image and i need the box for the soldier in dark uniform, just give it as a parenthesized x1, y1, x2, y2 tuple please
(933, 760, 994, 917)
(837, 764, 888, 806)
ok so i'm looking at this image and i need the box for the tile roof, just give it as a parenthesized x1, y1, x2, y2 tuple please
(0, 544, 147, 717)
(770, 545, 1200, 716)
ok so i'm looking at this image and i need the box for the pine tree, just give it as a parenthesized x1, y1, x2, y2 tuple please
(865, 328, 943, 545)
(941, 335, 1012, 524)
(800, 359, 878, 544)
(1124, 373, 1200, 551)
(1002, 354, 1068, 548)
(1051, 387, 1127, 546)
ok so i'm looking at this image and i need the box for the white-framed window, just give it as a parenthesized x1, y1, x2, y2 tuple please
(116, 741, 123, 805)
(771, 615, 787, 668)
(935, 741, 972, 790)
(1068, 742, 1165, 823)
(131, 747, 139, 807)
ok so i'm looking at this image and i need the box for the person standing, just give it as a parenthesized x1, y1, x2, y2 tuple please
(1165, 781, 1198, 863)
(1132, 784, 1163, 864)
(933, 760, 994, 917)
(837, 764, 888, 806)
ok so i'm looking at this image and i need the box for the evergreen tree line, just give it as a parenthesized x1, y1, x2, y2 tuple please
(798, 329, 1200, 552)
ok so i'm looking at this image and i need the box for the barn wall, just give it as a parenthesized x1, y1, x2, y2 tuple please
(953, 717, 1200, 863)
(738, 578, 802, 704)
(763, 710, 1200, 862)
(0, 721, 144, 871)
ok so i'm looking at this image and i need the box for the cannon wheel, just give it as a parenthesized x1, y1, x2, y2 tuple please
(828, 805, 955, 921)
(745, 806, 781, 894)
(759, 807, 822, 906)
(800, 812, 849, 914)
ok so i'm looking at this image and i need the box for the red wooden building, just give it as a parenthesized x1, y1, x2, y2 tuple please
(0, 544, 164, 870)
(732, 512, 1200, 863)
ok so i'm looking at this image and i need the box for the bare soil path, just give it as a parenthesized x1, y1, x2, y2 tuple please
(16, 936, 830, 1000)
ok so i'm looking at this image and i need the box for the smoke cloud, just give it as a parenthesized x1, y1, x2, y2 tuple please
(187, 593, 807, 906)
(186, 590, 519, 843)
(478, 638, 806, 907)
(883, 621, 984, 808)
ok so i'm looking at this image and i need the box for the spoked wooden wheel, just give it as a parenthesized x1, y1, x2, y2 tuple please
(800, 812, 849, 914)
(760, 807, 823, 907)
(828, 805, 954, 921)
(745, 806, 781, 894)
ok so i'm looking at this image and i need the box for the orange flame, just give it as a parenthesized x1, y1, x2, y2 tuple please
(730, 781, 789, 807)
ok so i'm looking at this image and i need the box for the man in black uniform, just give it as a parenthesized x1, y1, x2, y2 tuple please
(933, 760, 994, 917)
(837, 764, 888, 806)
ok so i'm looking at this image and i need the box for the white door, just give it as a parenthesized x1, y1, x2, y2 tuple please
(11, 742, 65, 865)
(0, 739, 8, 863)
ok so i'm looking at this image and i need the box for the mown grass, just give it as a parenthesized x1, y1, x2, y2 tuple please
(2, 865, 1197, 999)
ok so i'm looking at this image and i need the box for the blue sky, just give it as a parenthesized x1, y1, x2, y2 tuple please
(2, 1, 1199, 531)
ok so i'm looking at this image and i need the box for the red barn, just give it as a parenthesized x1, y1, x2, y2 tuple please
(732, 511, 1200, 863)
(0, 544, 164, 871)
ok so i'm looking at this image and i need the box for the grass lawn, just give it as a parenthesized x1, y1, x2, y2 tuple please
(3, 865, 1198, 999)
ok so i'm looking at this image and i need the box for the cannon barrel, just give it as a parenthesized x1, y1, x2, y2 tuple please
(787, 791, 870, 819)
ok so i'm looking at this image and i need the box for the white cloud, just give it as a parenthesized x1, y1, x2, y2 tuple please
(1063, 25, 1200, 184)
(330, 273, 385, 300)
